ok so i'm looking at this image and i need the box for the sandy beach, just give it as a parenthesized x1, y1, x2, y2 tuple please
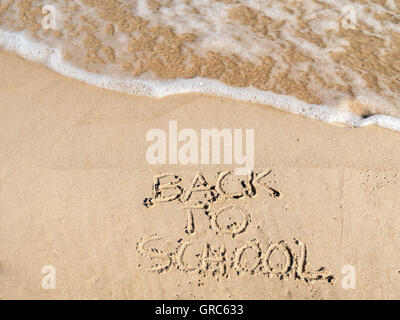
(1, 49, 400, 299)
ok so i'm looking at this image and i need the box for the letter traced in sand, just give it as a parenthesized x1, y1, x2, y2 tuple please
(136, 234, 172, 273)
(209, 205, 249, 237)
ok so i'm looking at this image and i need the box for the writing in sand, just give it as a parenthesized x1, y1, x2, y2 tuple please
(138, 170, 335, 284)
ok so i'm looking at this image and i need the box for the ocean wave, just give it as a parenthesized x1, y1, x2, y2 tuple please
(0, 0, 399, 132)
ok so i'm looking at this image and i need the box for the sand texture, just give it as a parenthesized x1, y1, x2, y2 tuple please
(1, 50, 400, 299)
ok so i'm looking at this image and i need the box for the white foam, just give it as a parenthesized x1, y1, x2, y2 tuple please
(2, 0, 399, 120)
(1, 28, 400, 133)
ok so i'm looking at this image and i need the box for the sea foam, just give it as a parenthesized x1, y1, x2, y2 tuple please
(2, 28, 400, 133)
(0, 0, 399, 132)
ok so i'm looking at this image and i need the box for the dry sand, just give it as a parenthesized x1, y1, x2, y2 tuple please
(1, 49, 400, 299)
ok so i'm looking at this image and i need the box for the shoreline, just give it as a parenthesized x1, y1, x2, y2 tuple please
(1, 29, 400, 133)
